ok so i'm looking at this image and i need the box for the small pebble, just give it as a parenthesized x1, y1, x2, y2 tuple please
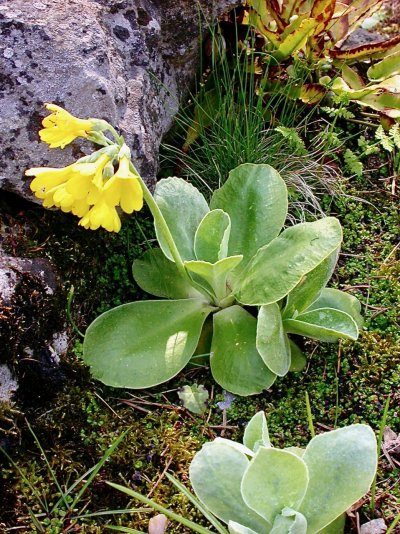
(3, 48, 14, 59)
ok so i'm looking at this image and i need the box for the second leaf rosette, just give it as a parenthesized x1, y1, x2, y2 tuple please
(83, 163, 363, 395)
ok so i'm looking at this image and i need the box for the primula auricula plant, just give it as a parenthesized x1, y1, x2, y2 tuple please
(83, 165, 363, 395)
(189, 412, 377, 534)
(27, 106, 362, 395)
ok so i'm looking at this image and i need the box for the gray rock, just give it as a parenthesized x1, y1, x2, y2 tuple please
(0, 253, 67, 405)
(360, 519, 387, 534)
(0, 364, 18, 403)
(0, 0, 238, 200)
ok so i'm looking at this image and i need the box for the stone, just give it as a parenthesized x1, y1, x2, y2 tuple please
(0, 0, 238, 200)
(360, 519, 387, 534)
(0, 253, 67, 407)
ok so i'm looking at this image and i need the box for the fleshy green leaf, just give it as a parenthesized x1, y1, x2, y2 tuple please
(256, 303, 291, 376)
(236, 218, 342, 306)
(154, 177, 209, 261)
(241, 448, 309, 524)
(83, 299, 214, 388)
(272, 19, 317, 61)
(228, 521, 258, 534)
(307, 288, 363, 328)
(368, 51, 400, 82)
(283, 248, 340, 318)
(288, 340, 307, 372)
(194, 209, 231, 263)
(283, 308, 359, 342)
(184, 256, 243, 302)
(270, 508, 307, 534)
(189, 441, 270, 532)
(210, 164, 288, 269)
(299, 425, 377, 533)
(213, 437, 255, 458)
(341, 64, 365, 90)
(243, 411, 271, 452)
(210, 306, 277, 396)
(132, 248, 202, 299)
(318, 514, 346, 534)
(285, 447, 305, 458)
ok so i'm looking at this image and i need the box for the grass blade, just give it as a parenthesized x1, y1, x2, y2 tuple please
(0, 446, 48, 513)
(370, 395, 391, 513)
(106, 526, 147, 533)
(71, 429, 128, 511)
(305, 391, 315, 438)
(387, 512, 400, 534)
(107, 481, 212, 534)
(165, 473, 229, 534)
(72, 508, 150, 519)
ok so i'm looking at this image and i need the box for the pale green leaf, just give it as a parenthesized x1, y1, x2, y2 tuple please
(272, 19, 317, 61)
(132, 248, 202, 299)
(195, 209, 231, 263)
(178, 384, 209, 415)
(184, 256, 243, 302)
(288, 340, 307, 372)
(189, 441, 270, 531)
(210, 306, 276, 396)
(285, 447, 305, 458)
(236, 218, 342, 306)
(367, 50, 400, 82)
(228, 521, 258, 534)
(270, 508, 307, 534)
(213, 437, 255, 458)
(243, 411, 271, 452)
(284, 308, 359, 342)
(256, 303, 291, 377)
(210, 164, 288, 269)
(83, 299, 214, 388)
(283, 248, 340, 318)
(307, 288, 363, 329)
(341, 64, 365, 90)
(299, 425, 377, 533)
(241, 448, 309, 524)
(318, 514, 346, 534)
(154, 178, 209, 261)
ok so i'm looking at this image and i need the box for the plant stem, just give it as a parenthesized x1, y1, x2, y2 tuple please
(133, 166, 213, 300)
(133, 171, 187, 278)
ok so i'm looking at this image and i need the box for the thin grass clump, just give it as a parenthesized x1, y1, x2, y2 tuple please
(161, 23, 344, 219)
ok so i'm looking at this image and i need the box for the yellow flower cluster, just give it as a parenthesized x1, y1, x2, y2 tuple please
(25, 105, 143, 232)
(39, 103, 95, 148)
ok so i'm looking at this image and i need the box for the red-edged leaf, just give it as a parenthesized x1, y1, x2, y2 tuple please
(329, 0, 384, 46)
(311, 0, 336, 36)
(299, 83, 326, 104)
(341, 64, 365, 89)
(330, 34, 400, 61)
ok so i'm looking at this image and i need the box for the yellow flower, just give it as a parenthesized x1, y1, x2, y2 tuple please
(26, 153, 111, 214)
(79, 198, 121, 233)
(39, 103, 94, 148)
(103, 156, 143, 213)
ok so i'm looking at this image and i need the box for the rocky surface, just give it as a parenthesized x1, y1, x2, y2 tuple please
(0, 0, 237, 201)
(0, 253, 67, 407)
